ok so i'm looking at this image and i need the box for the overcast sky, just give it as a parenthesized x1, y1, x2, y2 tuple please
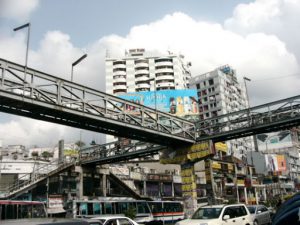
(0, 0, 299, 148)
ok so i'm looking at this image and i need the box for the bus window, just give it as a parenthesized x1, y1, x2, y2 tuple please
(164, 202, 183, 212)
(137, 202, 150, 214)
(88, 203, 94, 215)
(104, 203, 113, 214)
(80, 203, 88, 215)
(93, 203, 101, 215)
(116, 202, 128, 214)
(149, 202, 162, 213)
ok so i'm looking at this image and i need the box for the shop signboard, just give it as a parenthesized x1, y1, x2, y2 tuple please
(160, 140, 215, 164)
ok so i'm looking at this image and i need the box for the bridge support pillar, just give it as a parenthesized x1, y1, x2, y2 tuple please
(143, 180, 147, 196)
(98, 165, 109, 197)
(75, 166, 83, 199)
(181, 162, 198, 218)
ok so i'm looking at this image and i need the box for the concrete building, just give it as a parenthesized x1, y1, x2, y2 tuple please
(189, 65, 253, 158)
(106, 48, 191, 96)
(247, 128, 300, 194)
(105, 48, 192, 143)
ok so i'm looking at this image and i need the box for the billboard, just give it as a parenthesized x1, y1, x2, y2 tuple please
(257, 131, 293, 151)
(265, 154, 287, 172)
(160, 140, 215, 164)
(118, 89, 199, 117)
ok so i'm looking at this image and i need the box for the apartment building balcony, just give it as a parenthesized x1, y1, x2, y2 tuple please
(155, 61, 173, 67)
(113, 70, 126, 76)
(155, 68, 174, 73)
(135, 76, 150, 82)
(157, 82, 175, 88)
(156, 75, 174, 81)
(135, 69, 150, 76)
(134, 62, 149, 68)
(113, 63, 126, 69)
(113, 84, 127, 90)
(113, 77, 127, 83)
(136, 83, 151, 89)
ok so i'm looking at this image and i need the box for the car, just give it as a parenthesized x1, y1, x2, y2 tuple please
(91, 216, 139, 225)
(247, 205, 272, 225)
(175, 204, 253, 225)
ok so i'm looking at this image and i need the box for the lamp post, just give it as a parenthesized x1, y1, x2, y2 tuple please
(13, 23, 31, 82)
(243, 77, 251, 116)
(148, 78, 157, 111)
(71, 54, 88, 82)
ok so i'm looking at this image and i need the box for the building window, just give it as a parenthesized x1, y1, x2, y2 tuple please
(209, 79, 214, 85)
(196, 84, 200, 89)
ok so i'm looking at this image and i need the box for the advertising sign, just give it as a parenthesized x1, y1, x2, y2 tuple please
(160, 140, 215, 164)
(257, 131, 293, 151)
(118, 89, 199, 117)
(265, 154, 287, 172)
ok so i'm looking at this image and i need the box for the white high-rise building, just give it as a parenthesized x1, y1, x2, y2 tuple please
(189, 65, 253, 158)
(105, 49, 192, 144)
(105, 48, 191, 96)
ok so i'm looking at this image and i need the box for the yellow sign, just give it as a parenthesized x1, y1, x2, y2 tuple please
(181, 163, 197, 198)
(212, 161, 221, 169)
(160, 140, 215, 164)
(215, 142, 228, 152)
(64, 149, 79, 156)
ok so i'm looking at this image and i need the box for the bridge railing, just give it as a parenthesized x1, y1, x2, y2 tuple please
(79, 139, 161, 163)
(0, 58, 196, 143)
(4, 159, 74, 197)
(196, 95, 300, 141)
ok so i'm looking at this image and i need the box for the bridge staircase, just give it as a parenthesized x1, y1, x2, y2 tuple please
(2, 159, 75, 199)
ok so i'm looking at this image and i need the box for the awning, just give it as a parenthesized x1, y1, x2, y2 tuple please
(47, 207, 66, 214)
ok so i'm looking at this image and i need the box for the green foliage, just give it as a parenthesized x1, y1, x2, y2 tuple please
(124, 206, 136, 219)
(41, 151, 53, 159)
(31, 151, 39, 157)
(75, 140, 86, 149)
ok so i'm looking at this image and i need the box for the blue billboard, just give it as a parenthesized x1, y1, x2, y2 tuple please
(118, 89, 199, 117)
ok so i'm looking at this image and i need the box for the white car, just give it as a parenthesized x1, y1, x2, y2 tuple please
(91, 215, 139, 225)
(175, 204, 253, 225)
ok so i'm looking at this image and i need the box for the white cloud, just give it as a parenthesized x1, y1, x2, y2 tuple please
(0, 9, 300, 147)
(225, 0, 300, 61)
(0, 0, 39, 21)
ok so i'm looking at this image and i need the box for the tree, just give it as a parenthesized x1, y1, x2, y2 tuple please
(41, 151, 53, 160)
(31, 151, 39, 158)
(75, 140, 86, 149)
(124, 206, 136, 220)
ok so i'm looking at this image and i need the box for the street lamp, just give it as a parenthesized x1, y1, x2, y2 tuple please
(13, 23, 31, 81)
(71, 54, 88, 82)
(148, 77, 157, 111)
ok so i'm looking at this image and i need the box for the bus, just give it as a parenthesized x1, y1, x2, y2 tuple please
(66, 198, 184, 224)
(147, 201, 184, 224)
(66, 198, 153, 224)
(0, 200, 47, 220)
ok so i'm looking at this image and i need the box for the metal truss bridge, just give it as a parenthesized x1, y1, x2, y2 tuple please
(0, 59, 300, 147)
(1, 58, 300, 199)
(1, 58, 300, 147)
(0, 58, 195, 147)
(196, 95, 300, 142)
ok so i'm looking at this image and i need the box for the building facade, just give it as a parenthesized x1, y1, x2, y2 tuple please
(105, 48, 191, 95)
(105, 48, 192, 143)
(189, 65, 252, 158)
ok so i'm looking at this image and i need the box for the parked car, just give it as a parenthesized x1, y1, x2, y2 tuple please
(247, 205, 271, 225)
(175, 204, 253, 225)
(91, 216, 139, 225)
